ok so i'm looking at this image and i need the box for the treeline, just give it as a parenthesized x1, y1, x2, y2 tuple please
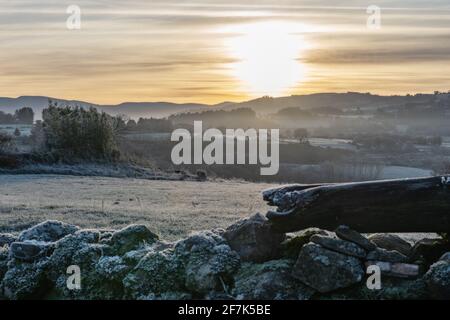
(125, 118, 173, 133)
(0, 107, 34, 124)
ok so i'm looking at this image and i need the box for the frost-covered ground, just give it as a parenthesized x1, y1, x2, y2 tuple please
(0, 174, 275, 240)
(0, 174, 437, 242)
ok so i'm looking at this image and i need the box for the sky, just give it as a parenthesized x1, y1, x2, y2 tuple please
(1, 0, 450, 104)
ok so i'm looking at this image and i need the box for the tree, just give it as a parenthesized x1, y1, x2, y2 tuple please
(41, 102, 120, 161)
(14, 107, 34, 124)
(0, 111, 15, 124)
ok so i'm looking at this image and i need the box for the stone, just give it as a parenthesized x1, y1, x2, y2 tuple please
(233, 259, 315, 300)
(439, 252, 450, 262)
(96, 256, 130, 280)
(320, 277, 428, 300)
(292, 243, 364, 293)
(0, 246, 9, 281)
(175, 231, 240, 295)
(366, 248, 409, 263)
(18, 220, 79, 243)
(1, 259, 50, 299)
(335, 225, 376, 251)
(223, 213, 285, 262)
(0, 233, 17, 247)
(107, 225, 158, 255)
(410, 238, 450, 266)
(310, 235, 366, 259)
(123, 249, 185, 298)
(424, 260, 450, 299)
(9, 241, 53, 262)
(281, 228, 328, 259)
(184, 244, 240, 295)
(365, 261, 420, 279)
(368, 234, 412, 257)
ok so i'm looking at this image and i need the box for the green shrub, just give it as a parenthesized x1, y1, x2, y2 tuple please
(39, 101, 122, 161)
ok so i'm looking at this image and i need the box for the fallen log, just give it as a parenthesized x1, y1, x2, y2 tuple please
(264, 176, 450, 233)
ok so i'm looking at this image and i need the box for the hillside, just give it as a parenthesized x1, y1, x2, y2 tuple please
(0, 92, 437, 120)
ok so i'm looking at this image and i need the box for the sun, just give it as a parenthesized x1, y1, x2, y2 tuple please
(224, 21, 309, 97)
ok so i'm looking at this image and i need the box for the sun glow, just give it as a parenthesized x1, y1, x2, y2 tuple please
(225, 21, 309, 97)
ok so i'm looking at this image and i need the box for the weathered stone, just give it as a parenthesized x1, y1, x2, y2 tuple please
(410, 238, 450, 266)
(292, 243, 364, 293)
(233, 259, 315, 300)
(367, 248, 409, 263)
(223, 213, 285, 262)
(175, 231, 240, 295)
(18, 220, 79, 243)
(184, 244, 240, 294)
(0, 233, 17, 247)
(368, 234, 412, 257)
(107, 225, 159, 255)
(439, 252, 450, 262)
(0, 246, 9, 281)
(9, 241, 53, 262)
(54, 243, 123, 300)
(424, 260, 450, 299)
(123, 249, 185, 298)
(320, 277, 428, 300)
(281, 228, 328, 259)
(365, 261, 420, 279)
(47, 230, 100, 278)
(310, 235, 366, 259)
(1, 259, 50, 299)
(96, 256, 130, 280)
(335, 225, 376, 251)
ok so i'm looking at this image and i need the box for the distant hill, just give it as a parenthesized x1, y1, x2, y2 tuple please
(0, 96, 212, 120)
(0, 93, 436, 120)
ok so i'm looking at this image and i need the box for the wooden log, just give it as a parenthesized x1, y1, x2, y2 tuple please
(264, 176, 450, 233)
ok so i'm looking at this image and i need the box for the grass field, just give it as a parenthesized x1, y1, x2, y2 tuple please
(0, 174, 276, 240)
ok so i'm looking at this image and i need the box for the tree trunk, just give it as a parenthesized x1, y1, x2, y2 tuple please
(264, 176, 450, 233)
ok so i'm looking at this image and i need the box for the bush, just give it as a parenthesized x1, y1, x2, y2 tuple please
(39, 102, 121, 161)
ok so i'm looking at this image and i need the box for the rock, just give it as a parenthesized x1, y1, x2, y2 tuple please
(96, 256, 130, 280)
(439, 252, 450, 262)
(233, 259, 315, 300)
(18, 220, 79, 243)
(320, 277, 428, 300)
(368, 234, 412, 257)
(223, 213, 285, 262)
(366, 248, 409, 263)
(0, 233, 17, 247)
(107, 225, 159, 255)
(46, 229, 124, 300)
(292, 243, 364, 293)
(184, 244, 240, 295)
(9, 241, 54, 262)
(424, 260, 450, 299)
(124, 230, 240, 298)
(1, 259, 50, 299)
(365, 261, 420, 279)
(410, 238, 450, 267)
(54, 243, 123, 300)
(281, 228, 328, 259)
(123, 249, 185, 298)
(310, 235, 366, 259)
(335, 225, 376, 251)
(175, 231, 240, 295)
(0, 246, 9, 281)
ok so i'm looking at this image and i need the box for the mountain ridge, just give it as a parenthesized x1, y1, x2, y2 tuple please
(0, 92, 438, 120)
